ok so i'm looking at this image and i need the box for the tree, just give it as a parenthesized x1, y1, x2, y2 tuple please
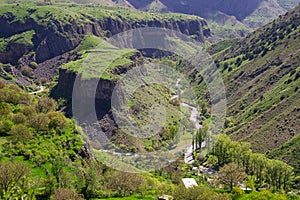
(0, 161, 31, 198)
(52, 188, 84, 200)
(249, 153, 268, 187)
(244, 177, 255, 191)
(29, 113, 49, 132)
(216, 163, 247, 191)
(213, 134, 231, 166)
(36, 97, 56, 113)
(108, 172, 144, 197)
(11, 112, 27, 124)
(8, 124, 32, 142)
(82, 162, 102, 198)
(47, 112, 68, 131)
(174, 185, 231, 200)
(21, 66, 34, 77)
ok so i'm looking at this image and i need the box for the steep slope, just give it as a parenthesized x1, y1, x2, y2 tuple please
(213, 5, 300, 168)
(0, 3, 210, 84)
(141, 0, 169, 13)
(125, 0, 300, 39)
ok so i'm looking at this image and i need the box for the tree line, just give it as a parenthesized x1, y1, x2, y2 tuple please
(210, 135, 294, 192)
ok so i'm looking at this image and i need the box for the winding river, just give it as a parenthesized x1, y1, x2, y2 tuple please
(171, 79, 203, 164)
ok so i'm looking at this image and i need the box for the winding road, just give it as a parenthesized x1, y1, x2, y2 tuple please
(30, 86, 45, 95)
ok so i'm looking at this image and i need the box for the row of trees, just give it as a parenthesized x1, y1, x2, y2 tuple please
(210, 135, 294, 191)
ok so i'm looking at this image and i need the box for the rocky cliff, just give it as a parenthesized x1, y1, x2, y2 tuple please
(0, 4, 210, 65)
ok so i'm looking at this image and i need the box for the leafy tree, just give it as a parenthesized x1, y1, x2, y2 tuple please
(0, 102, 12, 117)
(108, 172, 144, 197)
(213, 134, 231, 166)
(11, 112, 27, 124)
(29, 113, 49, 132)
(21, 106, 36, 117)
(231, 186, 245, 198)
(174, 185, 231, 200)
(248, 153, 268, 187)
(21, 66, 34, 77)
(266, 159, 294, 191)
(0, 119, 13, 134)
(58, 170, 74, 189)
(47, 112, 68, 131)
(52, 188, 84, 200)
(8, 124, 32, 142)
(244, 177, 255, 191)
(0, 161, 31, 198)
(0, 81, 5, 89)
(82, 162, 102, 198)
(0, 84, 31, 105)
(216, 163, 247, 191)
(36, 97, 56, 113)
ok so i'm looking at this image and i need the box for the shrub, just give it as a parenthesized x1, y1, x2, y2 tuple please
(11, 112, 27, 124)
(223, 62, 229, 71)
(52, 188, 84, 200)
(29, 113, 49, 132)
(29, 61, 38, 69)
(0, 161, 31, 198)
(36, 97, 56, 113)
(0, 119, 14, 134)
(8, 124, 32, 142)
(47, 112, 68, 131)
(21, 66, 34, 77)
(232, 186, 245, 198)
(108, 172, 144, 197)
(0, 81, 5, 89)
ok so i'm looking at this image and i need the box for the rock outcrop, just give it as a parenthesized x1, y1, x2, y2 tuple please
(0, 5, 210, 65)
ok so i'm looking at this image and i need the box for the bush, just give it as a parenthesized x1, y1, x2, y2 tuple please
(0, 81, 5, 89)
(232, 186, 245, 198)
(174, 185, 231, 200)
(0, 161, 31, 199)
(29, 113, 49, 132)
(29, 61, 38, 69)
(8, 124, 32, 141)
(223, 62, 229, 71)
(52, 188, 84, 200)
(47, 112, 68, 131)
(36, 97, 56, 113)
(0, 119, 14, 134)
(11, 112, 27, 124)
(21, 66, 34, 77)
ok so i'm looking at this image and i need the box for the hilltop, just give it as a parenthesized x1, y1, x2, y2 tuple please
(118, 0, 300, 39)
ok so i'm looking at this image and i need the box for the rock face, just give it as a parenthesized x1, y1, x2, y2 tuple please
(51, 51, 143, 118)
(0, 6, 210, 65)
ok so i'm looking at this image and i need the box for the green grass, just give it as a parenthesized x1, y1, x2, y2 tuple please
(61, 40, 138, 80)
(0, 30, 35, 52)
(97, 195, 155, 200)
(268, 134, 300, 174)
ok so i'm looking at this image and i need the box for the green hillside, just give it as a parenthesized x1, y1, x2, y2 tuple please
(213, 5, 300, 171)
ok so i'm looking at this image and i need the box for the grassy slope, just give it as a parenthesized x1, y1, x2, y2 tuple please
(0, 84, 84, 189)
(268, 134, 300, 174)
(0, 1, 203, 23)
(213, 5, 300, 170)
